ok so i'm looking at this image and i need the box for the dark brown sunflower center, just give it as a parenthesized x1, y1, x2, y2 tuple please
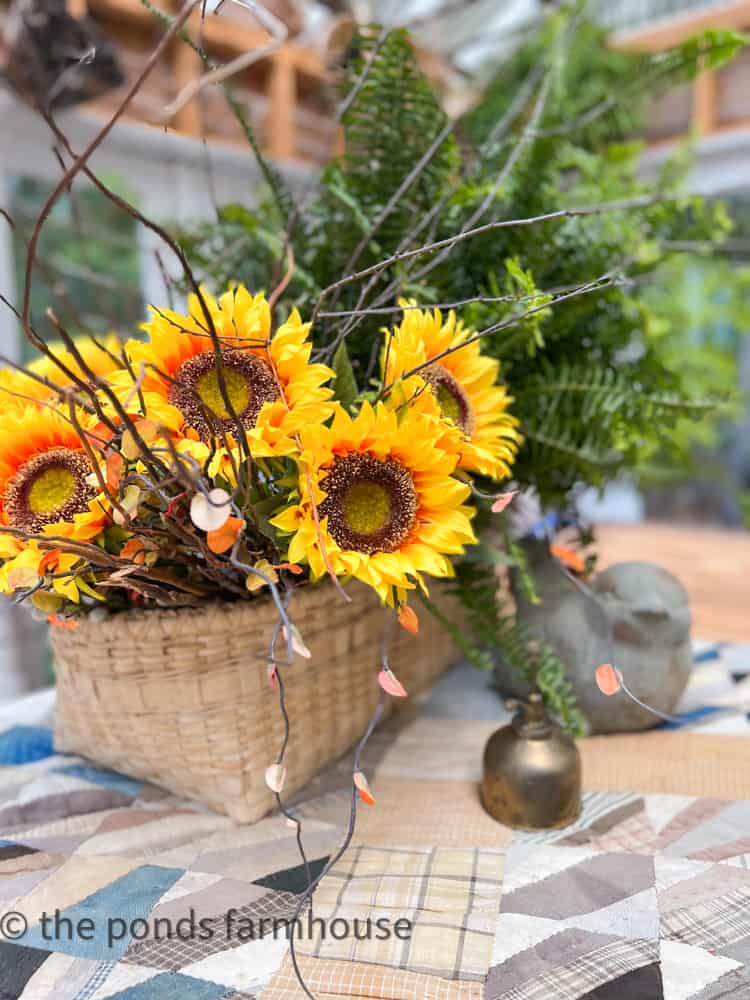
(319, 453, 418, 555)
(422, 363, 474, 435)
(4, 447, 96, 533)
(169, 350, 279, 441)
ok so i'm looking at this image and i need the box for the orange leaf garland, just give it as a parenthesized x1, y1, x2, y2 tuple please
(265, 762, 287, 794)
(550, 543, 586, 574)
(207, 516, 244, 554)
(398, 605, 419, 634)
(595, 663, 623, 696)
(353, 770, 376, 806)
(491, 490, 518, 513)
(378, 667, 408, 698)
(283, 624, 312, 659)
(48, 614, 79, 629)
(190, 488, 231, 532)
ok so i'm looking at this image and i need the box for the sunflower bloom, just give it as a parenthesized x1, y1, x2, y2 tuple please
(0, 406, 107, 571)
(126, 285, 335, 457)
(0, 335, 124, 409)
(271, 401, 476, 605)
(382, 303, 521, 480)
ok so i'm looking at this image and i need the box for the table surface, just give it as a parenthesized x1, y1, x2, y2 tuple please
(1, 640, 750, 999)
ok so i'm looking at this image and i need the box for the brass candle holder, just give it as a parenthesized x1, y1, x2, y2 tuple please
(481, 693, 581, 830)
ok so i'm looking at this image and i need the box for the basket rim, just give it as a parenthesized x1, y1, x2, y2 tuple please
(48, 577, 375, 644)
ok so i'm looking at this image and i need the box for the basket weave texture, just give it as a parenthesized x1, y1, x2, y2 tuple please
(51, 582, 463, 823)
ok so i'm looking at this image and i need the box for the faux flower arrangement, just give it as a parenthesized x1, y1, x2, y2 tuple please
(0, 286, 520, 629)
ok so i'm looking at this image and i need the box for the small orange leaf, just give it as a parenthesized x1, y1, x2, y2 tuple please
(268, 663, 278, 690)
(353, 770, 376, 806)
(120, 537, 147, 565)
(491, 490, 519, 513)
(398, 605, 419, 635)
(106, 451, 124, 492)
(207, 516, 244, 554)
(595, 663, 623, 696)
(550, 543, 586, 574)
(38, 548, 62, 575)
(47, 614, 79, 630)
(378, 667, 408, 699)
(273, 562, 303, 575)
(85, 422, 114, 452)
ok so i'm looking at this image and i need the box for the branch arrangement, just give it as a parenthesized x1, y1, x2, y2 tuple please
(0, 6, 746, 995)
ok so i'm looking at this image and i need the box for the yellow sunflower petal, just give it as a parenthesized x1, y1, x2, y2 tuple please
(382, 304, 521, 481)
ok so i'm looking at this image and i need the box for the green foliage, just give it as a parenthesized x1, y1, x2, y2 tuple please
(331, 342, 358, 410)
(433, 548, 586, 736)
(10, 176, 143, 353)
(635, 254, 749, 479)
(176, 9, 746, 721)
(179, 14, 745, 503)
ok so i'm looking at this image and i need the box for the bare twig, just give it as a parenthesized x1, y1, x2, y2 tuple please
(313, 193, 673, 319)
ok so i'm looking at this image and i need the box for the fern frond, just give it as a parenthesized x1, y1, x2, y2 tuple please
(436, 551, 585, 736)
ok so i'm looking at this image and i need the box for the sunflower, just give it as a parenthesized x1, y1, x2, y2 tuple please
(0, 335, 124, 409)
(0, 406, 107, 548)
(382, 303, 521, 480)
(271, 401, 476, 606)
(126, 285, 335, 457)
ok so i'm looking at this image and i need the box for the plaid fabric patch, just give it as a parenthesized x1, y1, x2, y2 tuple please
(264, 953, 485, 999)
(123, 890, 303, 970)
(73, 960, 115, 1000)
(489, 938, 657, 1000)
(661, 884, 750, 950)
(295, 845, 504, 982)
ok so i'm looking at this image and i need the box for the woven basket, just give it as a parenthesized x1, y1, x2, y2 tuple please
(51, 582, 463, 823)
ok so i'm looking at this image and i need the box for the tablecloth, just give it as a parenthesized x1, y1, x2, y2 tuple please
(1, 642, 749, 1000)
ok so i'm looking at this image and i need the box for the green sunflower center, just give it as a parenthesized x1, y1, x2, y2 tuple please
(341, 481, 392, 535)
(319, 453, 418, 555)
(28, 466, 77, 516)
(435, 383, 462, 425)
(195, 366, 251, 419)
(169, 350, 279, 441)
(423, 363, 474, 435)
(4, 447, 96, 534)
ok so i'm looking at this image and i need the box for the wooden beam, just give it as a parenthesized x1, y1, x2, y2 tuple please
(172, 38, 203, 136)
(85, 0, 326, 79)
(694, 65, 718, 136)
(265, 49, 296, 160)
(612, 0, 750, 52)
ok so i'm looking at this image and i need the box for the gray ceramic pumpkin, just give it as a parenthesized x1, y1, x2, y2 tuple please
(494, 540, 692, 734)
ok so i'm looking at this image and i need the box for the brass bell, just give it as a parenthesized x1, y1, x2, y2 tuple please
(481, 693, 582, 830)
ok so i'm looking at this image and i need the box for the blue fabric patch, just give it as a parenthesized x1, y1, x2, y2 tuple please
(694, 646, 722, 663)
(52, 764, 143, 798)
(0, 726, 54, 764)
(21, 864, 184, 959)
(657, 705, 724, 730)
(106, 972, 227, 1000)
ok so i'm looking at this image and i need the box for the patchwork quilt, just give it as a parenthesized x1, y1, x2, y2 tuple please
(1, 642, 749, 999)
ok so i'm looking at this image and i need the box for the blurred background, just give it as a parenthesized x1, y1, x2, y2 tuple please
(0, 0, 748, 697)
